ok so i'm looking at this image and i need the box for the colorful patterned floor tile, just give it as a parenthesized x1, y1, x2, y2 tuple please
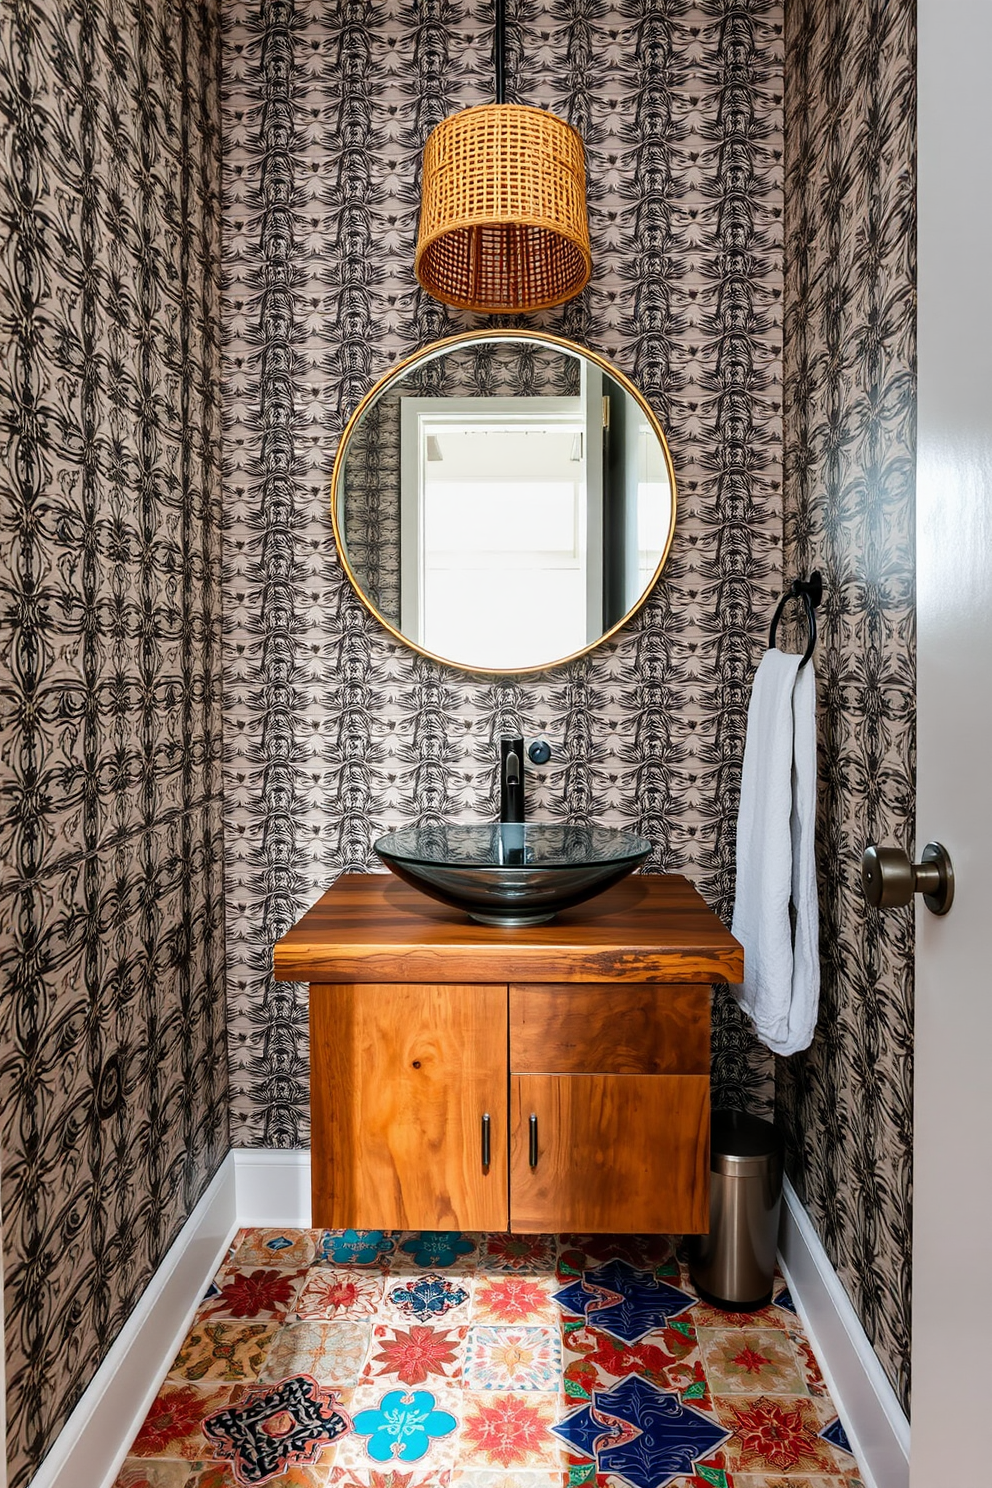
(560, 1234, 677, 1271)
(169, 1323, 278, 1384)
(232, 1230, 319, 1271)
(554, 1374, 729, 1487)
(561, 1319, 703, 1400)
(258, 1321, 371, 1384)
(201, 1268, 308, 1323)
(295, 1269, 385, 1321)
(203, 1375, 350, 1483)
(788, 1325, 830, 1397)
(120, 1230, 865, 1488)
(381, 1270, 474, 1326)
(114, 1462, 193, 1488)
(129, 1383, 239, 1459)
(337, 1381, 462, 1472)
(315, 1231, 398, 1269)
(464, 1327, 561, 1391)
(363, 1322, 468, 1387)
(696, 1327, 807, 1395)
(472, 1275, 560, 1326)
(325, 1470, 450, 1488)
(711, 1394, 849, 1476)
(392, 1231, 480, 1272)
(554, 1259, 696, 1342)
(449, 1473, 562, 1488)
(460, 1392, 563, 1470)
(478, 1235, 557, 1273)
(728, 1478, 862, 1487)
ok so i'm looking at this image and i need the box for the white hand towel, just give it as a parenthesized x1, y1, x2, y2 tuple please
(731, 648, 820, 1056)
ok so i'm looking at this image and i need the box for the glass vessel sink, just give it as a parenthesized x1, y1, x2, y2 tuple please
(374, 822, 652, 926)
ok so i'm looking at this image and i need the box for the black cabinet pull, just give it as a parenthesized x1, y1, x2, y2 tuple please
(529, 1112, 538, 1168)
(481, 1112, 491, 1169)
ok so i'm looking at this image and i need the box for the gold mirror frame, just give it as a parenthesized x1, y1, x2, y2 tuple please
(330, 329, 678, 675)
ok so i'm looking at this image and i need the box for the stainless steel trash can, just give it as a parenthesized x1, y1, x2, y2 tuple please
(689, 1109, 784, 1311)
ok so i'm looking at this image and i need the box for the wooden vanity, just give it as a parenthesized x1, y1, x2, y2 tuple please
(274, 872, 743, 1236)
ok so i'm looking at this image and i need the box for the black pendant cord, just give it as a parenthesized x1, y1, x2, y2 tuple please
(495, 0, 506, 103)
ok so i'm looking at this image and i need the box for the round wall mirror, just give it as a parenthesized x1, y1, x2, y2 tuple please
(331, 330, 677, 674)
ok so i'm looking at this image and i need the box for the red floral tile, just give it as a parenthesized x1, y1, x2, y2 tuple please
(712, 1394, 845, 1475)
(200, 1267, 307, 1322)
(297, 1269, 384, 1320)
(697, 1327, 806, 1396)
(480, 1235, 557, 1273)
(363, 1323, 466, 1386)
(460, 1392, 562, 1469)
(129, 1382, 235, 1459)
(472, 1275, 558, 1325)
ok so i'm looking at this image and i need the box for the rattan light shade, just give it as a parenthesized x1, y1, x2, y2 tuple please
(415, 104, 592, 314)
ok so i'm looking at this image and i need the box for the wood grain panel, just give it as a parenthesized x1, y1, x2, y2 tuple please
(509, 1074, 709, 1234)
(311, 983, 508, 1231)
(275, 873, 743, 985)
(510, 984, 709, 1073)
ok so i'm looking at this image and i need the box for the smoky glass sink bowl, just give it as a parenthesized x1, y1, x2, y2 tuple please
(374, 822, 652, 926)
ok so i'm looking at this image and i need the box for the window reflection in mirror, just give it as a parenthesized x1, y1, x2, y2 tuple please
(334, 334, 675, 674)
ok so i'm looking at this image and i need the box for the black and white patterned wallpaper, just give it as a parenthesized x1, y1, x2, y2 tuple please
(221, 0, 786, 1147)
(0, 1, 228, 1482)
(777, 0, 916, 1413)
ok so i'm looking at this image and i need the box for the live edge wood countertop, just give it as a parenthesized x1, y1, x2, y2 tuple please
(273, 872, 744, 985)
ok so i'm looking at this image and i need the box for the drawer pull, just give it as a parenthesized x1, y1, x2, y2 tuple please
(481, 1112, 491, 1169)
(529, 1112, 539, 1168)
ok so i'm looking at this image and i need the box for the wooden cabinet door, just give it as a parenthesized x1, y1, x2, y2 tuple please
(510, 1074, 709, 1234)
(311, 983, 508, 1231)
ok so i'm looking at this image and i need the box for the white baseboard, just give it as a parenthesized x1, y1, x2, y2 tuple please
(28, 1156, 239, 1488)
(28, 1152, 911, 1488)
(232, 1146, 311, 1227)
(778, 1175, 910, 1488)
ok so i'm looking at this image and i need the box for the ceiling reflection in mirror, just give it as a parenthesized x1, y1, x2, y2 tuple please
(332, 332, 676, 673)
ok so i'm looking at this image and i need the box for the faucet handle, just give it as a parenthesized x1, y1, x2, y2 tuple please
(527, 739, 551, 765)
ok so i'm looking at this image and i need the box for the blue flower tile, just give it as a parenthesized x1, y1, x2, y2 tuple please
(353, 1388, 458, 1463)
(387, 1272, 470, 1321)
(318, 1229, 395, 1266)
(553, 1258, 695, 1342)
(400, 1231, 476, 1268)
(552, 1376, 729, 1488)
(820, 1414, 854, 1455)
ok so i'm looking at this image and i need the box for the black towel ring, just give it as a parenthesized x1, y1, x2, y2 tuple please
(768, 571, 822, 667)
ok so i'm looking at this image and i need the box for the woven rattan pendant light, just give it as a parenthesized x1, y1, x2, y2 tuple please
(414, 0, 591, 313)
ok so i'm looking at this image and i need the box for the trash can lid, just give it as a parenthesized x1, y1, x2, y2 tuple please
(710, 1109, 784, 1175)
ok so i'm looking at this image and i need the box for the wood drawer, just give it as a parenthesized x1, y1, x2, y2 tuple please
(509, 983, 709, 1074)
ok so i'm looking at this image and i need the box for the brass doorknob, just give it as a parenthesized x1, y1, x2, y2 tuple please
(861, 842, 954, 916)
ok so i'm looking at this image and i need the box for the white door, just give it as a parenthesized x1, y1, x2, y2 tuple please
(912, 1, 992, 1477)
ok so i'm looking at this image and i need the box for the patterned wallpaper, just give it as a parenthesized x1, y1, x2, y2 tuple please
(0, 1, 228, 1482)
(221, 0, 786, 1147)
(777, 0, 916, 1413)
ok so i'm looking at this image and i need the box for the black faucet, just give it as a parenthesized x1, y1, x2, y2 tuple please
(500, 736, 524, 823)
